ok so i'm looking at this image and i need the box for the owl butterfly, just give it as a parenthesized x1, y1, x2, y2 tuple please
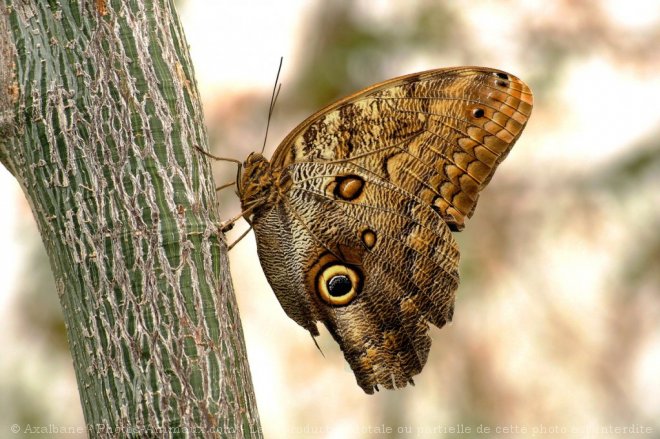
(232, 67, 532, 393)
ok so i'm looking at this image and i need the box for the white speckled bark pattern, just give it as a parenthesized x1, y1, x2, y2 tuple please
(0, 1, 261, 436)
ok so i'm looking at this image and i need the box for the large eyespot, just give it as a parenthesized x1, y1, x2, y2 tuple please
(317, 264, 362, 306)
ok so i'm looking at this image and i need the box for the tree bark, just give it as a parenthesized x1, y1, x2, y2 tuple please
(0, 1, 261, 437)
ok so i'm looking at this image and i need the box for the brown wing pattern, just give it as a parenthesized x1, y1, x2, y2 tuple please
(279, 161, 460, 392)
(272, 67, 533, 230)
(246, 67, 533, 393)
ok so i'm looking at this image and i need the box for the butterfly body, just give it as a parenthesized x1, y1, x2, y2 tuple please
(237, 67, 533, 393)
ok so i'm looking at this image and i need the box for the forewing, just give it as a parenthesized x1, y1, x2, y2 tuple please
(272, 67, 533, 230)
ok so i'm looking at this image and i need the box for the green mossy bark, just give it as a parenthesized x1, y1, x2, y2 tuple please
(0, 1, 261, 437)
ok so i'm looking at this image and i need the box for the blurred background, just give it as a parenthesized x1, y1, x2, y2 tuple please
(1, 0, 659, 437)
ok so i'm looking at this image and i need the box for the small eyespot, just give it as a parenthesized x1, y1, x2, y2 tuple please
(317, 264, 361, 306)
(334, 175, 365, 200)
(360, 229, 377, 249)
(494, 72, 509, 79)
(472, 108, 485, 118)
(496, 79, 509, 87)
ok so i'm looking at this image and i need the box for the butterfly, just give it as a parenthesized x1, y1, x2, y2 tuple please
(231, 67, 532, 393)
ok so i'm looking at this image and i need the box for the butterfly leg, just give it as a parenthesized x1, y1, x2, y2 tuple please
(227, 225, 253, 250)
(193, 144, 242, 166)
(219, 215, 241, 233)
(216, 181, 236, 192)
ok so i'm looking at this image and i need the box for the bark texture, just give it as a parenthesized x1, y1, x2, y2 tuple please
(0, 1, 261, 437)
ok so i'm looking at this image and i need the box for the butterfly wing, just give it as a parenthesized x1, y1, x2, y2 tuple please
(272, 67, 533, 230)
(251, 67, 532, 392)
(267, 160, 459, 393)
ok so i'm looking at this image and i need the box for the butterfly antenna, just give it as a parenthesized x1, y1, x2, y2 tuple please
(261, 57, 284, 155)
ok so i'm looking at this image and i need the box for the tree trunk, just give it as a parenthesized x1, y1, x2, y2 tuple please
(0, 1, 261, 437)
